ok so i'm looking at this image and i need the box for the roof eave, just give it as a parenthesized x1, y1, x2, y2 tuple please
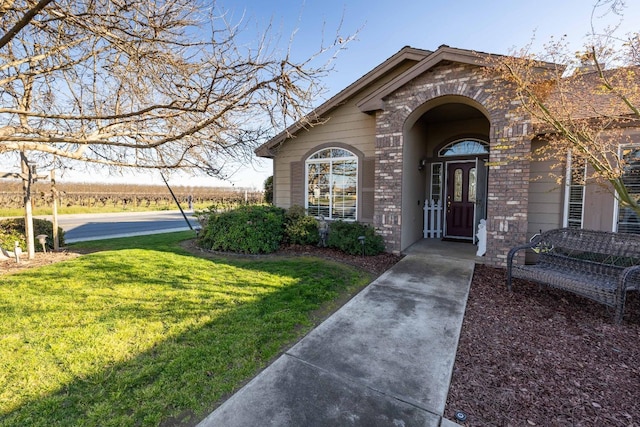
(254, 46, 432, 158)
(356, 45, 560, 113)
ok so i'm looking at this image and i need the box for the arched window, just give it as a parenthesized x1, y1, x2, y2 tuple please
(439, 139, 489, 157)
(306, 148, 357, 220)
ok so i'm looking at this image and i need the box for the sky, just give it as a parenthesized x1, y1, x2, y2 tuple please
(7, 0, 640, 189)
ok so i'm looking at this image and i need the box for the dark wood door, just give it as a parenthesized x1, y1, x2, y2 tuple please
(446, 162, 476, 238)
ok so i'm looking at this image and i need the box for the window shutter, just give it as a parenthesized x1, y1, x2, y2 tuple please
(290, 161, 304, 207)
(360, 157, 375, 223)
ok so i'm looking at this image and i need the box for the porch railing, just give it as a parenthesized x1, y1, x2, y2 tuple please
(423, 199, 443, 238)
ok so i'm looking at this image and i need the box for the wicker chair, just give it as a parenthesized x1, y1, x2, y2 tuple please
(507, 228, 640, 323)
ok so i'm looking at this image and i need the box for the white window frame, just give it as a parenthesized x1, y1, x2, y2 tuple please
(613, 144, 640, 233)
(430, 163, 443, 202)
(438, 139, 489, 157)
(562, 150, 586, 229)
(305, 148, 358, 221)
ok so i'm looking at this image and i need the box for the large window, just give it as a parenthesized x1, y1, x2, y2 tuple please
(306, 148, 357, 220)
(618, 146, 640, 234)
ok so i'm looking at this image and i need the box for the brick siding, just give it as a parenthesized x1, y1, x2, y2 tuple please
(373, 63, 530, 266)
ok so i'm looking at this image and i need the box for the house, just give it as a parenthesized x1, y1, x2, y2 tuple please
(255, 45, 640, 266)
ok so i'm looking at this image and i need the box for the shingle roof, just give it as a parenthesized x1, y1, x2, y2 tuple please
(539, 66, 640, 122)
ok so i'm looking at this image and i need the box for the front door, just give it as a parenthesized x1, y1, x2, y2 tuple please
(446, 162, 476, 238)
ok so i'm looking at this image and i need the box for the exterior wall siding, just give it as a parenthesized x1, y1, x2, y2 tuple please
(268, 60, 418, 212)
(527, 140, 564, 236)
(271, 101, 377, 210)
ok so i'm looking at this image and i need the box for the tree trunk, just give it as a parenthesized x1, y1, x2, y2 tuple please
(51, 169, 59, 251)
(20, 152, 35, 259)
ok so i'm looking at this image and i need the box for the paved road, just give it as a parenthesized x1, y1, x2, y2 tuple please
(41, 210, 200, 243)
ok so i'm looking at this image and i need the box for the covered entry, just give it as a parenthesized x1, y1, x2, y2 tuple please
(401, 97, 490, 249)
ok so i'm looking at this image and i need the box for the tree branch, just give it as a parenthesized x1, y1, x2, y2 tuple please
(0, 0, 55, 50)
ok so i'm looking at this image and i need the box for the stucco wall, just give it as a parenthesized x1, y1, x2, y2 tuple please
(424, 118, 490, 155)
(401, 124, 427, 245)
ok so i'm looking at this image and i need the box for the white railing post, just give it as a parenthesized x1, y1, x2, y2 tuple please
(423, 199, 443, 238)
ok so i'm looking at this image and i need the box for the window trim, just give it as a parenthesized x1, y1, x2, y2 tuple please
(613, 144, 640, 233)
(430, 162, 443, 202)
(438, 138, 489, 158)
(305, 147, 358, 221)
(562, 150, 586, 229)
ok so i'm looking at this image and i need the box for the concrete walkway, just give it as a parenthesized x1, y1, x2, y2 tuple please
(197, 240, 479, 427)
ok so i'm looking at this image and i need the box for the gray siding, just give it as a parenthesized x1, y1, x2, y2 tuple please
(527, 141, 564, 237)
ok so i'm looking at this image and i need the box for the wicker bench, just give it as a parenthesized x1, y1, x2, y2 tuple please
(507, 228, 640, 323)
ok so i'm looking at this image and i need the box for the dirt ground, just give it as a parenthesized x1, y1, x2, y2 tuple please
(445, 264, 640, 427)
(0, 249, 82, 275)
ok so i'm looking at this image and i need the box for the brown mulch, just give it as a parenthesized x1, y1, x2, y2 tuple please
(179, 240, 403, 276)
(271, 243, 403, 275)
(445, 264, 640, 427)
(0, 250, 82, 275)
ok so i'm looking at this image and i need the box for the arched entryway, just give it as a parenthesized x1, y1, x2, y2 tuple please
(401, 96, 490, 250)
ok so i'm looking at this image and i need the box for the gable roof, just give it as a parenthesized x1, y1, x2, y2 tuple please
(254, 45, 560, 158)
(542, 66, 640, 121)
(356, 45, 494, 112)
(254, 46, 431, 158)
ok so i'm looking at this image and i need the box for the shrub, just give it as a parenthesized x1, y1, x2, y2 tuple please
(0, 217, 66, 252)
(284, 206, 319, 245)
(326, 220, 385, 256)
(198, 205, 285, 254)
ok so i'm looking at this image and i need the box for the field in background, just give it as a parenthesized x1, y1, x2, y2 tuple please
(0, 180, 264, 216)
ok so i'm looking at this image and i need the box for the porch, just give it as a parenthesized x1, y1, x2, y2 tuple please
(403, 238, 485, 263)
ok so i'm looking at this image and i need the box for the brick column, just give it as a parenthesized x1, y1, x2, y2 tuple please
(373, 131, 403, 254)
(485, 122, 531, 266)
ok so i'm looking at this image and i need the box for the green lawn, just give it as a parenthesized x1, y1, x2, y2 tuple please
(0, 203, 213, 218)
(0, 232, 372, 426)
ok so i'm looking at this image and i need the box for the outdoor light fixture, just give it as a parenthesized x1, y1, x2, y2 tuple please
(455, 411, 468, 422)
(358, 235, 365, 256)
(13, 241, 22, 263)
(418, 158, 427, 171)
(36, 234, 48, 253)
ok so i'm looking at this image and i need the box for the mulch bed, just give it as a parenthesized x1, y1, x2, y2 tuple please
(180, 240, 403, 276)
(0, 250, 82, 275)
(274, 244, 403, 276)
(445, 264, 640, 426)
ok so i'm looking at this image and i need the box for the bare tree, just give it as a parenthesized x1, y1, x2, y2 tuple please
(0, 0, 353, 257)
(486, 0, 640, 215)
